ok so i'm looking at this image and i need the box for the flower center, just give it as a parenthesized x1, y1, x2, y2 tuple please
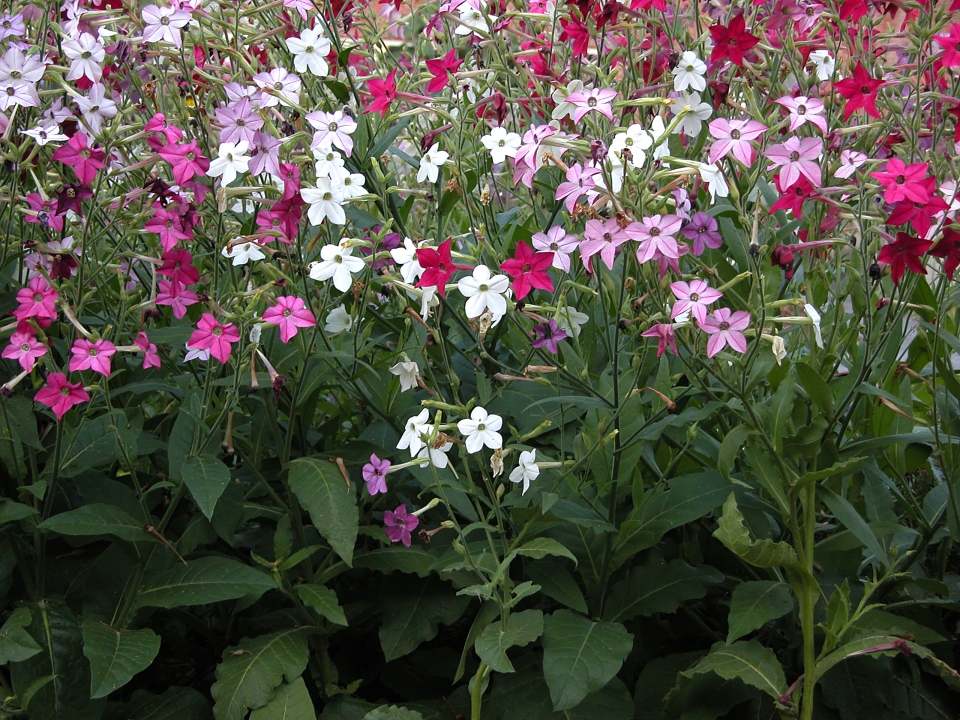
(690, 292, 699, 302)
(895, 174, 905, 185)
(797, 104, 807, 115)
(329, 122, 338, 131)
(186, 151, 196, 161)
(305, 45, 314, 52)
(88, 347, 98, 356)
(81, 50, 91, 59)
(550, 242, 559, 250)
(236, 119, 245, 126)
(603, 232, 612, 242)
(20, 344, 29, 352)
(789, 151, 800, 162)
(730, 129, 741, 140)
(283, 308, 292, 317)
(588, 97, 597, 107)
(334, 255, 343, 264)
(80, 148, 91, 159)
(522, 263, 531, 273)
(165, 219, 173, 228)
(479, 283, 489, 292)
(160, 15, 170, 24)
(60, 386, 71, 396)
(9, 70, 19, 79)
(477, 423, 486, 431)
(860, 85, 870, 94)
(274, 82, 284, 90)
(498, 139, 505, 147)
(719, 321, 729, 330)
(685, 64, 695, 71)
(212, 327, 223, 337)
(322, 191, 332, 201)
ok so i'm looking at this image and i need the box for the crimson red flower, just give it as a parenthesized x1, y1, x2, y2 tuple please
(870, 158, 930, 205)
(559, 15, 590, 57)
(838, 0, 869, 21)
(500, 241, 554, 301)
(877, 232, 932, 285)
(833, 62, 885, 120)
(770, 174, 816, 217)
(709, 14, 760, 67)
(54, 184, 93, 216)
(157, 248, 200, 287)
(929, 226, 960, 280)
(416, 238, 466, 298)
(52, 133, 105, 186)
(884, 176, 947, 236)
(364, 70, 397, 117)
(425, 49, 462, 94)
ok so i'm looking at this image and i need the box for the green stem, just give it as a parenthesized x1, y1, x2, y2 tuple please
(471, 662, 489, 720)
(799, 482, 818, 720)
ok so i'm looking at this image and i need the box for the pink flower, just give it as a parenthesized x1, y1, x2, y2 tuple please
(500, 240, 554, 300)
(15, 278, 58, 322)
(627, 215, 683, 264)
(532, 226, 579, 272)
(51, 133, 105, 186)
(364, 70, 397, 117)
(555, 163, 600, 213)
(262, 296, 317, 343)
(580, 218, 628, 272)
(682, 212, 723, 256)
(69, 338, 116, 376)
(145, 204, 192, 251)
(363, 454, 390, 495)
(670, 280, 723, 325)
(565, 88, 617, 123)
(764, 136, 822, 189)
(35, 373, 90, 419)
(2, 331, 46, 372)
(707, 118, 767, 166)
(187, 313, 240, 364)
(699, 308, 750, 357)
(384, 504, 419, 547)
(774, 96, 827, 133)
(156, 279, 199, 319)
(835, 150, 867, 180)
(157, 248, 200, 287)
(157, 140, 210, 186)
(135, 332, 161, 369)
(870, 158, 931, 205)
(641, 323, 677, 357)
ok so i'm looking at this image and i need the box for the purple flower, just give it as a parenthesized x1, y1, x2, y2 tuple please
(532, 320, 568, 354)
(215, 97, 263, 146)
(363, 453, 390, 495)
(681, 212, 722, 256)
(384, 504, 419, 547)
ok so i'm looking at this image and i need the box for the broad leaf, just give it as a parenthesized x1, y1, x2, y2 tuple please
(0, 607, 41, 664)
(296, 584, 347, 626)
(763, 378, 796, 453)
(726, 581, 793, 643)
(38, 504, 154, 544)
(603, 560, 724, 623)
(0, 498, 38, 526)
(541, 609, 633, 711)
(475, 609, 543, 673)
(104, 686, 212, 720)
(526, 561, 588, 614)
(796, 362, 834, 417)
(288, 457, 358, 566)
(820, 486, 890, 569)
(136, 556, 275, 609)
(249, 677, 316, 720)
(211, 629, 309, 720)
(379, 577, 469, 662)
(516, 537, 578, 565)
(81, 620, 160, 698)
(680, 640, 787, 699)
(182, 455, 231, 521)
(713, 494, 798, 569)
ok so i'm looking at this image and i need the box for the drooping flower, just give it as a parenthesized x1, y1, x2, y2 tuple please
(363, 454, 390, 495)
(500, 241, 553, 301)
(699, 308, 750, 358)
(364, 70, 397, 117)
(641, 323, 678, 357)
(262, 296, 317, 343)
(390, 359, 419, 391)
(187, 313, 241, 364)
(324, 305, 353, 333)
(532, 320, 567, 355)
(35, 373, 89, 419)
(457, 264, 510, 319)
(222, 241, 266, 266)
(425, 48, 462, 93)
(135, 332, 161, 369)
(417, 143, 449, 183)
(930, 227, 960, 280)
(457, 406, 503, 454)
(877, 232, 932, 285)
(934, 23, 960, 68)
(69, 338, 116, 376)
(398, 409, 430, 456)
(384, 504, 419, 547)
(509, 449, 540, 495)
(698, 163, 730, 203)
(835, 150, 867, 180)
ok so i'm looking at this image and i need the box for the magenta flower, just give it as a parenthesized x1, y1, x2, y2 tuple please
(774, 96, 827, 133)
(187, 313, 241, 364)
(156, 279, 199, 319)
(363, 454, 390, 495)
(157, 140, 210, 186)
(69, 338, 116, 376)
(15, 278, 58, 322)
(870, 158, 931, 205)
(627, 215, 683, 265)
(35, 373, 90, 419)
(699, 308, 750, 358)
(565, 88, 617, 123)
(157, 248, 200, 287)
(681, 212, 722, 256)
(580, 218, 629, 272)
(764, 137, 822, 189)
(3, 331, 46, 372)
(135, 332, 161, 369)
(670, 280, 723, 325)
(145, 205, 191, 252)
(51, 133, 105, 186)
(500, 240, 554, 301)
(262, 296, 317, 343)
(555, 163, 600, 213)
(532, 226, 579, 272)
(707, 118, 766, 166)
(532, 320, 567, 354)
(641, 323, 677, 358)
(384, 504, 419, 547)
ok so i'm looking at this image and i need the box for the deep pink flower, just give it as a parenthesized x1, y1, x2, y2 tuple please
(707, 118, 766, 166)
(500, 241, 554, 301)
(69, 338, 116, 376)
(24, 194, 64, 233)
(157, 140, 210, 186)
(135, 332, 161, 369)
(580, 218, 628, 272)
(934, 24, 960, 68)
(157, 248, 200, 287)
(764, 136, 822, 189)
(364, 70, 397, 117)
(145, 204, 192, 251)
(156, 279, 199, 319)
(641, 323, 677, 357)
(363, 453, 390, 495)
(870, 158, 931, 205)
(51, 133, 105, 186)
(262, 296, 317, 343)
(15, 277, 58, 322)
(187, 313, 240, 364)
(564, 88, 617, 123)
(2, 331, 46, 372)
(384, 504, 419, 546)
(709, 14, 760, 66)
(144, 113, 184, 145)
(35, 373, 89, 419)
(425, 48, 462, 93)
(670, 280, 723, 325)
(833, 62, 885, 120)
(699, 308, 750, 357)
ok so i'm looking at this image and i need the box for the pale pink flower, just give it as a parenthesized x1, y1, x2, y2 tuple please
(708, 118, 766, 166)
(555, 163, 600, 213)
(564, 88, 617, 123)
(627, 215, 683, 264)
(580, 219, 628, 272)
(774, 95, 827, 133)
(532, 226, 579, 272)
(764, 136, 822, 189)
(670, 279, 723, 325)
(141, 5, 192, 48)
(699, 308, 750, 357)
(135, 332, 161, 369)
(835, 149, 867, 180)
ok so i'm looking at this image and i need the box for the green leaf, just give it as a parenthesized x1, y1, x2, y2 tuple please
(541, 609, 633, 711)
(296, 584, 347, 626)
(764, 377, 796, 452)
(516, 537, 578, 565)
(211, 629, 309, 720)
(718, 426, 752, 481)
(352, 547, 436, 577)
(526, 561, 588, 614)
(0, 608, 41, 664)
(136, 556, 275, 609)
(602, 560, 725, 623)
(680, 640, 787, 699)
(288, 458, 358, 566)
(743, 444, 790, 514)
(819, 486, 890, 569)
(379, 577, 470, 662)
(454, 601, 500, 683)
(795, 457, 867, 489)
(713, 493, 799, 569)
(363, 706, 424, 720)
(182, 455, 231, 521)
(726, 581, 793, 643)
(796, 362, 834, 417)
(249, 678, 316, 720)
(475, 609, 544, 673)
(81, 620, 160, 698)
(0, 498, 38, 526)
(38, 504, 153, 543)
(168, 390, 202, 482)
(104, 686, 213, 720)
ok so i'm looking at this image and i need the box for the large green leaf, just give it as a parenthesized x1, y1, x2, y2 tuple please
(249, 677, 316, 720)
(0, 607, 41, 664)
(713, 494, 798, 569)
(525, 561, 588, 614)
(104, 687, 212, 720)
(0, 498, 38, 526)
(38, 504, 154, 543)
(182, 455, 231, 521)
(820, 486, 890, 569)
(136, 556, 275, 609)
(297, 584, 347, 626)
(515, 537, 578, 565)
(81, 620, 160, 698)
(475, 609, 543, 673)
(351, 547, 436, 577)
(211, 629, 309, 720)
(379, 576, 470, 662)
(763, 376, 796, 452)
(726, 581, 793, 643)
(541, 609, 633, 711)
(603, 560, 724, 623)
(680, 640, 787, 699)
(288, 457, 358, 566)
